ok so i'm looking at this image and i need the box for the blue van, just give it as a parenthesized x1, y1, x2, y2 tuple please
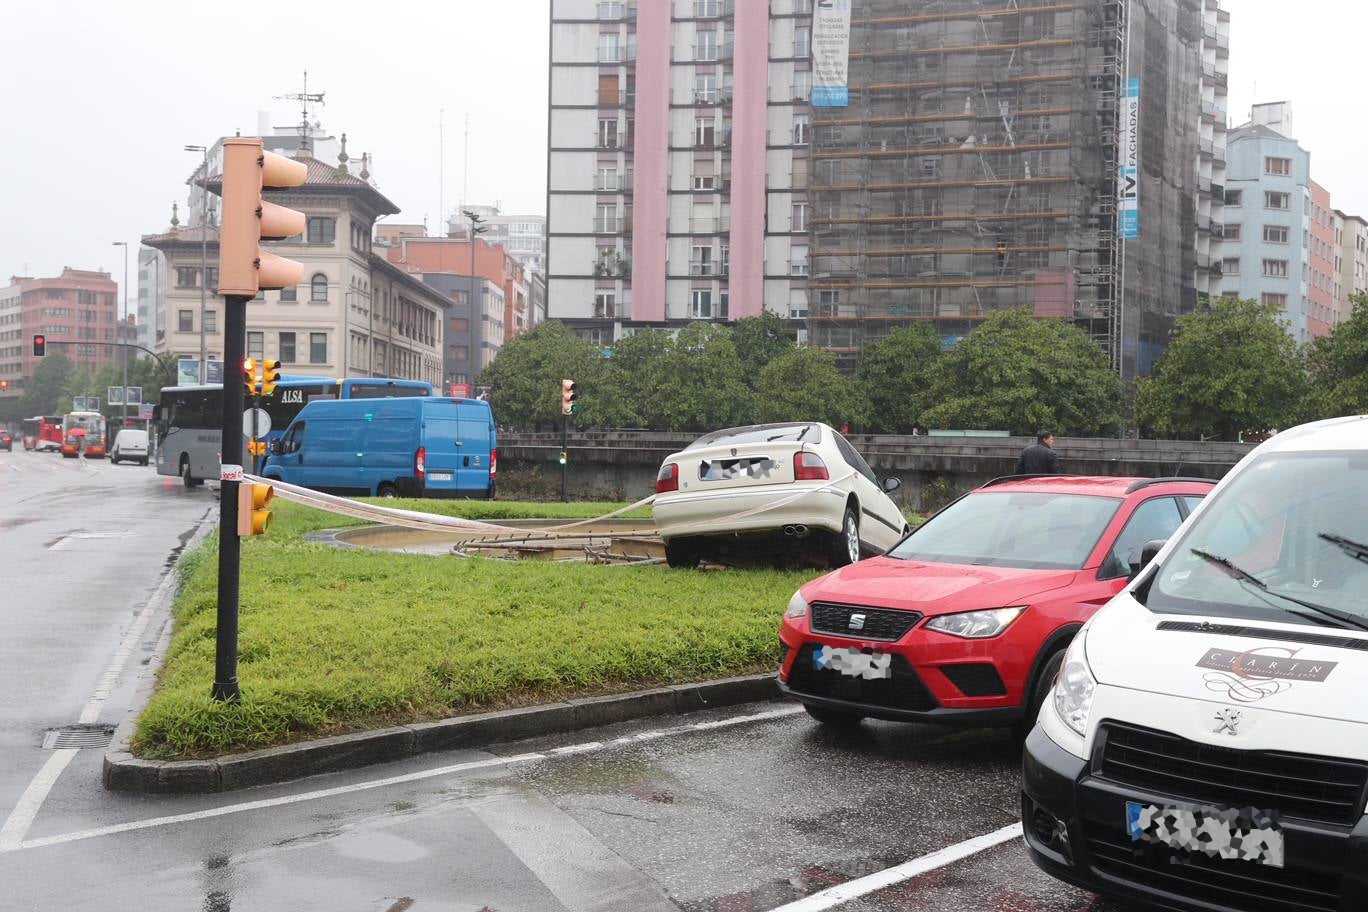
(262, 397, 496, 499)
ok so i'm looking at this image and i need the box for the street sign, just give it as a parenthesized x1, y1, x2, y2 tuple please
(73, 396, 99, 412)
(177, 359, 225, 387)
(243, 408, 272, 439)
(107, 386, 141, 406)
(126, 387, 142, 405)
(138, 403, 155, 420)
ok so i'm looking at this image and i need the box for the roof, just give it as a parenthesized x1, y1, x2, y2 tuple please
(368, 253, 451, 308)
(977, 476, 1216, 497)
(201, 155, 399, 217)
(141, 225, 220, 250)
(1227, 123, 1299, 145)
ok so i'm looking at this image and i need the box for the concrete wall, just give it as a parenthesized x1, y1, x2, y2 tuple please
(495, 431, 1254, 509)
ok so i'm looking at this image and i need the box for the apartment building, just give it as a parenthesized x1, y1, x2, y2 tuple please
(0, 269, 123, 406)
(1308, 181, 1337, 337)
(1194, 0, 1230, 308)
(546, 0, 814, 346)
(449, 205, 548, 273)
(1334, 209, 1368, 324)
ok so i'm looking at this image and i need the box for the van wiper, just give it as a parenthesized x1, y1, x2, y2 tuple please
(1320, 532, 1368, 564)
(1191, 548, 1368, 633)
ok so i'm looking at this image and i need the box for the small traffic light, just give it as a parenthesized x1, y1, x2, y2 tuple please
(559, 449, 568, 465)
(237, 481, 275, 536)
(561, 378, 579, 416)
(33, 334, 46, 357)
(242, 357, 259, 397)
(218, 138, 307, 297)
(260, 359, 281, 398)
(247, 440, 268, 457)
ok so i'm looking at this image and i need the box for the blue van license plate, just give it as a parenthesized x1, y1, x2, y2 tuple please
(428, 471, 453, 482)
(1125, 801, 1284, 868)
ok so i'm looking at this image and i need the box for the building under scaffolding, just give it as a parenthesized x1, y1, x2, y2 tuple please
(807, 0, 1202, 381)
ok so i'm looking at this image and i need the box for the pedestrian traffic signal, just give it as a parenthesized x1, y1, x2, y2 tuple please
(218, 137, 307, 297)
(32, 334, 45, 357)
(237, 481, 275, 536)
(242, 357, 259, 397)
(561, 379, 578, 416)
(260, 359, 281, 398)
(559, 449, 568, 466)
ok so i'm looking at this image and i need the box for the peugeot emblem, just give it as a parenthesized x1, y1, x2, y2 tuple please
(1213, 707, 1242, 736)
(848, 613, 866, 631)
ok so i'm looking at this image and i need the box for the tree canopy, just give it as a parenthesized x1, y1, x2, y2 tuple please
(755, 346, 868, 428)
(1305, 293, 1368, 420)
(856, 323, 942, 434)
(731, 312, 795, 377)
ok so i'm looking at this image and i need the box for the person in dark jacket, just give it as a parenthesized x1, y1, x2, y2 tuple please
(1016, 431, 1061, 475)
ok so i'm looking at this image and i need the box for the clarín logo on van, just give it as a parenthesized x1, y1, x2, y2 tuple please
(1197, 646, 1338, 704)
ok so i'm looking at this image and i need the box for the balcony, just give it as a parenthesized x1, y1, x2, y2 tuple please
(595, 173, 632, 192)
(596, 131, 628, 150)
(593, 218, 623, 234)
(1199, 138, 1213, 157)
(1210, 181, 1225, 199)
(689, 260, 714, 276)
(693, 44, 721, 63)
(598, 47, 623, 64)
(592, 256, 631, 278)
(1203, 20, 1217, 40)
(597, 1, 627, 19)
(694, 0, 721, 16)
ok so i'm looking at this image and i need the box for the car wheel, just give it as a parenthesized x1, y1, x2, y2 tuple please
(180, 456, 202, 488)
(804, 704, 864, 728)
(665, 538, 701, 569)
(1013, 649, 1065, 744)
(377, 482, 400, 499)
(830, 506, 861, 567)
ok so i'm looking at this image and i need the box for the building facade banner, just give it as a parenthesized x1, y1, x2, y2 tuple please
(811, 0, 852, 107)
(1118, 78, 1140, 240)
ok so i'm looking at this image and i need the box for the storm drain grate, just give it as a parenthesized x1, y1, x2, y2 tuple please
(43, 725, 115, 750)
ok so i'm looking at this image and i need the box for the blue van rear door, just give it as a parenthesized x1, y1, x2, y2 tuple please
(420, 402, 462, 489)
(457, 404, 493, 493)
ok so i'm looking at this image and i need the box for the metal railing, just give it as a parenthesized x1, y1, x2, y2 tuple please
(596, 131, 628, 149)
(593, 218, 623, 234)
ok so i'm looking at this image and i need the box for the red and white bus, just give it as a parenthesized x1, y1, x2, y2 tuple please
(21, 416, 64, 452)
(60, 411, 107, 458)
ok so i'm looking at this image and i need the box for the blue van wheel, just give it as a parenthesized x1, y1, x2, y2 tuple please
(377, 482, 399, 498)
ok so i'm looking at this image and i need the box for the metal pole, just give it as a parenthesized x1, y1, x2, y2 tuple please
(200, 147, 209, 383)
(213, 294, 248, 703)
(561, 412, 569, 503)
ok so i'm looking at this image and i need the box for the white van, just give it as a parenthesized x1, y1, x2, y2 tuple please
(111, 428, 149, 466)
(1023, 416, 1368, 912)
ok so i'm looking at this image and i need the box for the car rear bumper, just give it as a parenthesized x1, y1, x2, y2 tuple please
(1021, 725, 1368, 912)
(653, 483, 846, 540)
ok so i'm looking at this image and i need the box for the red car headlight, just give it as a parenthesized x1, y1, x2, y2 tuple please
(925, 606, 1026, 639)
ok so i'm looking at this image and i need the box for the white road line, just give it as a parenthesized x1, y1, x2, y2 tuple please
(770, 823, 1025, 912)
(4, 705, 804, 853)
(79, 551, 174, 724)
(0, 751, 78, 851)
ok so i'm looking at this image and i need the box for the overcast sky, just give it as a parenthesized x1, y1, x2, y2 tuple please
(0, 0, 1362, 306)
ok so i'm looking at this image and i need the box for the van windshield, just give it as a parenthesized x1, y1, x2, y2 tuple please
(1148, 452, 1368, 627)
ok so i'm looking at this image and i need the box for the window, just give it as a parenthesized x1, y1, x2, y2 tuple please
(1221, 257, 1240, 275)
(791, 247, 809, 276)
(693, 173, 715, 191)
(449, 318, 469, 333)
(598, 118, 620, 148)
(242, 331, 262, 360)
(596, 167, 619, 191)
(696, 30, 718, 61)
(694, 117, 715, 147)
(695, 74, 718, 104)
(1263, 224, 1289, 244)
(1222, 224, 1241, 241)
(204, 310, 217, 334)
(176, 267, 199, 288)
(595, 203, 619, 233)
(594, 291, 617, 319)
(817, 289, 841, 316)
(691, 244, 713, 275)
(792, 201, 809, 232)
(598, 1, 624, 18)
(720, 244, 730, 275)
(1261, 292, 1288, 309)
(1262, 258, 1289, 277)
(1224, 188, 1242, 206)
(1265, 191, 1290, 210)
(695, 0, 719, 15)
(691, 289, 714, 318)
(794, 25, 811, 58)
(598, 32, 621, 63)
(309, 332, 327, 364)
(177, 310, 193, 332)
(310, 273, 328, 302)
(279, 332, 296, 363)
(1264, 156, 1291, 175)
(1100, 497, 1184, 579)
(793, 114, 810, 145)
(306, 217, 336, 244)
(280, 285, 297, 302)
(792, 71, 812, 101)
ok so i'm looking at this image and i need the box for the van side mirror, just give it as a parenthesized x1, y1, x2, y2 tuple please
(881, 476, 902, 493)
(269, 439, 282, 455)
(1129, 538, 1168, 577)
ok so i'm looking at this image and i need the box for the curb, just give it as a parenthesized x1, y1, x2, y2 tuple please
(105, 673, 779, 794)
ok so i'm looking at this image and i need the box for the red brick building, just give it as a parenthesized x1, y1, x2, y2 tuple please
(0, 268, 123, 408)
(382, 237, 530, 343)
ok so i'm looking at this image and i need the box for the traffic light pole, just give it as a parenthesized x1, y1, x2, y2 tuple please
(561, 414, 569, 503)
(213, 294, 249, 703)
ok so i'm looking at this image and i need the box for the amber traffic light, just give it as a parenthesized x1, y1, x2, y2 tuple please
(218, 138, 307, 297)
(260, 359, 281, 398)
(237, 482, 275, 536)
(561, 379, 578, 416)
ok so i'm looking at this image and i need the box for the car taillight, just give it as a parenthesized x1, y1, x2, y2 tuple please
(794, 452, 829, 481)
(415, 446, 426, 482)
(489, 447, 498, 479)
(656, 463, 679, 494)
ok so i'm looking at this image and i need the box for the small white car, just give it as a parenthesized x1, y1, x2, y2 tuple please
(111, 428, 150, 466)
(1023, 415, 1368, 912)
(652, 422, 908, 568)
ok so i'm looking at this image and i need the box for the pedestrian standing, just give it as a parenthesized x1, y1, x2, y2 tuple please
(76, 432, 87, 466)
(1016, 430, 1062, 475)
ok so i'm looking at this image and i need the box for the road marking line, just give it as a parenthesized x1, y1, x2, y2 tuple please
(80, 553, 174, 724)
(3, 705, 804, 853)
(769, 823, 1025, 912)
(0, 750, 79, 851)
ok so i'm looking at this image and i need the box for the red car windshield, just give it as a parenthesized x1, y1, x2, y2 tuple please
(889, 491, 1122, 570)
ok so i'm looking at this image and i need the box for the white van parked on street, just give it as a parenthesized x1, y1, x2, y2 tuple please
(1022, 416, 1368, 912)
(111, 428, 150, 466)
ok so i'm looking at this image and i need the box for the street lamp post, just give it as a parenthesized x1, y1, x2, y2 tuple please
(462, 209, 489, 398)
(112, 241, 129, 432)
(185, 144, 211, 383)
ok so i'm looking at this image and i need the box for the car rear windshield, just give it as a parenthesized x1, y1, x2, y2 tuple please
(888, 491, 1122, 570)
(685, 423, 821, 450)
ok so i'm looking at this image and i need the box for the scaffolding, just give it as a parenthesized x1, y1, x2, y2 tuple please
(808, 0, 1129, 371)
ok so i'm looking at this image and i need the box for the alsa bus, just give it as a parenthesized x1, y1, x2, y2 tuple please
(61, 411, 107, 458)
(21, 416, 64, 451)
(154, 376, 432, 486)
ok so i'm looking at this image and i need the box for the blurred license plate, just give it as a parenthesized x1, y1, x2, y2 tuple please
(1125, 801, 1284, 868)
(428, 472, 453, 481)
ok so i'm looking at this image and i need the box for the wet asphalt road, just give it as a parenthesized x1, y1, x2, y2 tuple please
(0, 447, 1124, 911)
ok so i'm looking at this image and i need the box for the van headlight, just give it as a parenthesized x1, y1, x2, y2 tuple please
(1053, 631, 1096, 737)
(926, 606, 1025, 639)
(784, 591, 809, 619)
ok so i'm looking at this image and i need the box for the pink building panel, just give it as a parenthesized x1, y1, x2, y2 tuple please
(726, 0, 770, 320)
(628, 2, 672, 323)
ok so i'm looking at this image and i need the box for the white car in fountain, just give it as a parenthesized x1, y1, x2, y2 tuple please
(651, 423, 909, 568)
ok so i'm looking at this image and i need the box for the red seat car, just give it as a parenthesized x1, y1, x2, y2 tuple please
(778, 475, 1215, 734)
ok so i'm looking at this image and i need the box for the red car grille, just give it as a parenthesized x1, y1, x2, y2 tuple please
(809, 602, 921, 642)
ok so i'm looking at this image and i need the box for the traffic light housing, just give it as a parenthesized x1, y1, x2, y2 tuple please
(218, 138, 308, 297)
(237, 482, 274, 536)
(260, 359, 281, 398)
(561, 379, 578, 416)
(246, 440, 268, 458)
(33, 334, 45, 357)
(242, 357, 258, 397)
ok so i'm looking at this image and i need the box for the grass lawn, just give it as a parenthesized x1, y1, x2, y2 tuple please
(135, 499, 817, 760)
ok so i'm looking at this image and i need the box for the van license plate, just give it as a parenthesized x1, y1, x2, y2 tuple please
(428, 472, 453, 482)
(1125, 801, 1284, 868)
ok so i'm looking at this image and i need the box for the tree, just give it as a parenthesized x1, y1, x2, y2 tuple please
(1305, 293, 1368, 419)
(921, 309, 1123, 436)
(1136, 297, 1306, 440)
(477, 321, 631, 429)
(650, 322, 752, 432)
(754, 346, 868, 428)
(18, 352, 75, 417)
(609, 329, 673, 429)
(856, 323, 942, 433)
(731, 312, 794, 377)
